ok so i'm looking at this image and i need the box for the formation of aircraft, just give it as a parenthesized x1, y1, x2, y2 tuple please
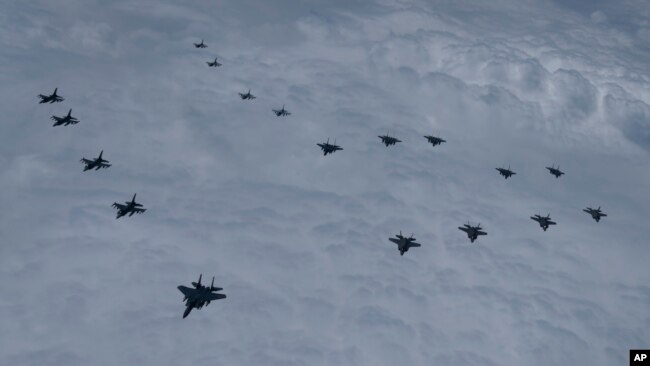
(546, 164, 565, 178)
(272, 105, 291, 117)
(30, 30, 614, 322)
(238, 89, 256, 100)
(496, 166, 516, 179)
(388, 231, 421, 256)
(378, 134, 402, 147)
(80, 150, 111, 171)
(112, 193, 146, 219)
(530, 214, 557, 231)
(38, 88, 64, 104)
(458, 223, 487, 243)
(583, 206, 607, 222)
(51, 109, 79, 127)
(317, 138, 343, 156)
(424, 135, 446, 147)
(177, 274, 226, 319)
(206, 57, 222, 67)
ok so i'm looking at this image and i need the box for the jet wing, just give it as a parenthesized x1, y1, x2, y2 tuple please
(206, 293, 227, 301)
(409, 242, 421, 247)
(112, 203, 126, 210)
(99, 162, 111, 168)
(548, 221, 557, 225)
(81, 158, 93, 164)
(458, 227, 469, 233)
(133, 208, 146, 214)
(477, 231, 487, 236)
(389, 238, 400, 245)
(178, 285, 196, 298)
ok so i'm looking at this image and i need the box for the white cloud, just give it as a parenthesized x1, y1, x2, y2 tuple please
(1, 1, 649, 366)
(591, 10, 608, 24)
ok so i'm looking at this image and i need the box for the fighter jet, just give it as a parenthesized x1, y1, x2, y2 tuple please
(496, 166, 516, 179)
(38, 88, 64, 104)
(206, 57, 221, 67)
(272, 105, 291, 117)
(546, 164, 564, 178)
(50, 109, 79, 127)
(80, 150, 111, 171)
(424, 135, 446, 147)
(177, 274, 226, 319)
(583, 206, 607, 222)
(378, 133, 402, 147)
(194, 40, 207, 48)
(458, 222, 487, 243)
(388, 231, 421, 256)
(317, 138, 343, 156)
(238, 89, 256, 100)
(530, 214, 556, 231)
(112, 193, 146, 219)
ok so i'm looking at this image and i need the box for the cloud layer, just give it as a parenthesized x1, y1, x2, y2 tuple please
(1, 1, 649, 365)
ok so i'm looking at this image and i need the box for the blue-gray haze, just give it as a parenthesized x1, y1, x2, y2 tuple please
(1, 0, 649, 365)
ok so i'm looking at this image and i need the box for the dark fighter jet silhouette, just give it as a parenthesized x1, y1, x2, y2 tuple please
(177, 274, 226, 318)
(51, 109, 79, 126)
(80, 150, 111, 171)
(317, 138, 343, 156)
(38, 88, 64, 104)
(112, 193, 146, 219)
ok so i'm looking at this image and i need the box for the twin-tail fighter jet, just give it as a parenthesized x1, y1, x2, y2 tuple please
(378, 133, 401, 147)
(51, 109, 79, 127)
(424, 135, 446, 147)
(81, 150, 111, 171)
(38, 88, 64, 104)
(546, 164, 564, 178)
(194, 40, 207, 48)
(317, 138, 343, 156)
(583, 206, 607, 222)
(388, 231, 421, 256)
(272, 105, 291, 117)
(458, 222, 487, 243)
(112, 193, 146, 219)
(177, 274, 226, 318)
(530, 214, 556, 231)
(206, 57, 222, 67)
(496, 166, 516, 179)
(238, 89, 256, 100)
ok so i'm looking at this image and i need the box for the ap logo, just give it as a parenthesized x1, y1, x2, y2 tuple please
(630, 350, 650, 365)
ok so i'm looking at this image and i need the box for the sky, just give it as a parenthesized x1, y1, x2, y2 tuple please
(1, 0, 649, 365)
